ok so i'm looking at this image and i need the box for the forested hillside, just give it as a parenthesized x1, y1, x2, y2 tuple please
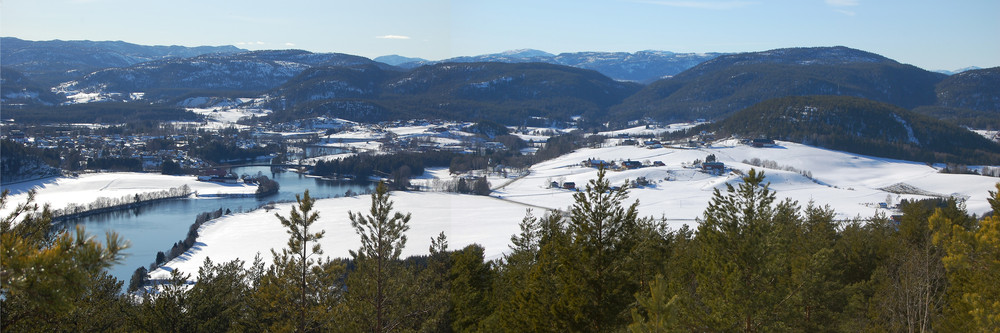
(0, 67, 65, 107)
(706, 96, 1000, 164)
(612, 46, 946, 122)
(3, 103, 200, 124)
(62, 50, 388, 102)
(914, 67, 1000, 128)
(266, 62, 642, 125)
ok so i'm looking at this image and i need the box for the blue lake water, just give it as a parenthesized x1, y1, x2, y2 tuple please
(59, 167, 372, 286)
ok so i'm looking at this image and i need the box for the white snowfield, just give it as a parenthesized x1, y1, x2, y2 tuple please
(0, 173, 258, 217)
(151, 139, 999, 280)
(150, 192, 533, 279)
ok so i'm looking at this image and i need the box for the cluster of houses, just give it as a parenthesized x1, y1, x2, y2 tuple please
(3, 128, 206, 171)
(580, 158, 665, 171)
(579, 154, 727, 178)
(196, 169, 242, 184)
(740, 138, 777, 148)
(619, 136, 665, 149)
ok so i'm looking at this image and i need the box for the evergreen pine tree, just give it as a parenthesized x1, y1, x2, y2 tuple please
(346, 181, 413, 333)
(930, 184, 1000, 331)
(449, 244, 494, 332)
(274, 189, 328, 332)
(689, 169, 802, 331)
(1, 190, 127, 330)
(566, 166, 641, 331)
(244, 190, 345, 332)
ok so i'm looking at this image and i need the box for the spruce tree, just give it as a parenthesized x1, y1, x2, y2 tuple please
(689, 169, 803, 331)
(566, 166, 641, 331)
(185, 257, 252, 332)
(449, 244, 494, 332)
(346, 181, 413, 333)
(260, 190, 342, 332)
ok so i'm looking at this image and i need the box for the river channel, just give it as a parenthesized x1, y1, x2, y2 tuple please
(61, 166, 372, 286)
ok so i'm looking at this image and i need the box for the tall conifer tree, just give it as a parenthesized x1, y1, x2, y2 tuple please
(347, 181, 413, 333)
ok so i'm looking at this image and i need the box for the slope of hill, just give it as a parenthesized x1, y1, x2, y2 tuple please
(613, 46, 946, 122)
(58, 50, 387, 102)
(706, 96, 1000, 164)
(0, 67, 65, 107)
(266, 62, 642, 125)
(389, 49, 721, 83)
(0, 37, 244, 85)
(914, 67, 1000, 128)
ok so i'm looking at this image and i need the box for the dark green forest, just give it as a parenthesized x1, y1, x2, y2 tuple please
(3, 103, 200, 124)
(3, 170, 999, 332)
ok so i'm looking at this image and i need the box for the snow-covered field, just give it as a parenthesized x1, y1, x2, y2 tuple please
(150, 139, 999, 280)
(151, 192, 533, 279)
(0, 173, 258, 217)
(188, 107, 271, 124)
(499, 139, 997, 224)
(597, 122, 703, 137)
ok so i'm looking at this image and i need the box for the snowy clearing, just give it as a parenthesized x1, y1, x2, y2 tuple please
(151, 192, 534, 279)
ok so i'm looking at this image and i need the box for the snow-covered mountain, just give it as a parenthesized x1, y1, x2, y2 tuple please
(934, 66, 983, 76)
(0, 37, 244, 86)
(57, 50, 390, 102)
(373, 54, 428, 66)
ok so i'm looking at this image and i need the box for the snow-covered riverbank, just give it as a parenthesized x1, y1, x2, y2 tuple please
(1, 172, 258, 217)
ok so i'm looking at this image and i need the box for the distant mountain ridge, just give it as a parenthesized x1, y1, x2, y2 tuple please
(934, 66, 982, 76)
(373, 55, 428, 66)
(60, 49, 391, 102)
(383, 49, 723, 83)
(0, 37, 245, 85)
(3, 39, 997, 134)
(613, 46, 946, 122)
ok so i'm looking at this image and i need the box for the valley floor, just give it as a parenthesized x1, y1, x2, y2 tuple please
(149, 139, 999, 280)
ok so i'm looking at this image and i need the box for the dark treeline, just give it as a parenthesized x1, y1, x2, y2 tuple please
(313, 132, 588, 190)
(3, 175, 998, 332)
(3, 102, 200, 124)
(188, 137, 278, 164)
(0, 139, 62, 182)
(313, 151, 455, 181)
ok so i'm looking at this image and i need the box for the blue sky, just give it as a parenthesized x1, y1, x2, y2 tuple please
(2, 0, 997, 71)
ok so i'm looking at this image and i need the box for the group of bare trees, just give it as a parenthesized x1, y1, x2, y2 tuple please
(51, 185, 192, 219)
